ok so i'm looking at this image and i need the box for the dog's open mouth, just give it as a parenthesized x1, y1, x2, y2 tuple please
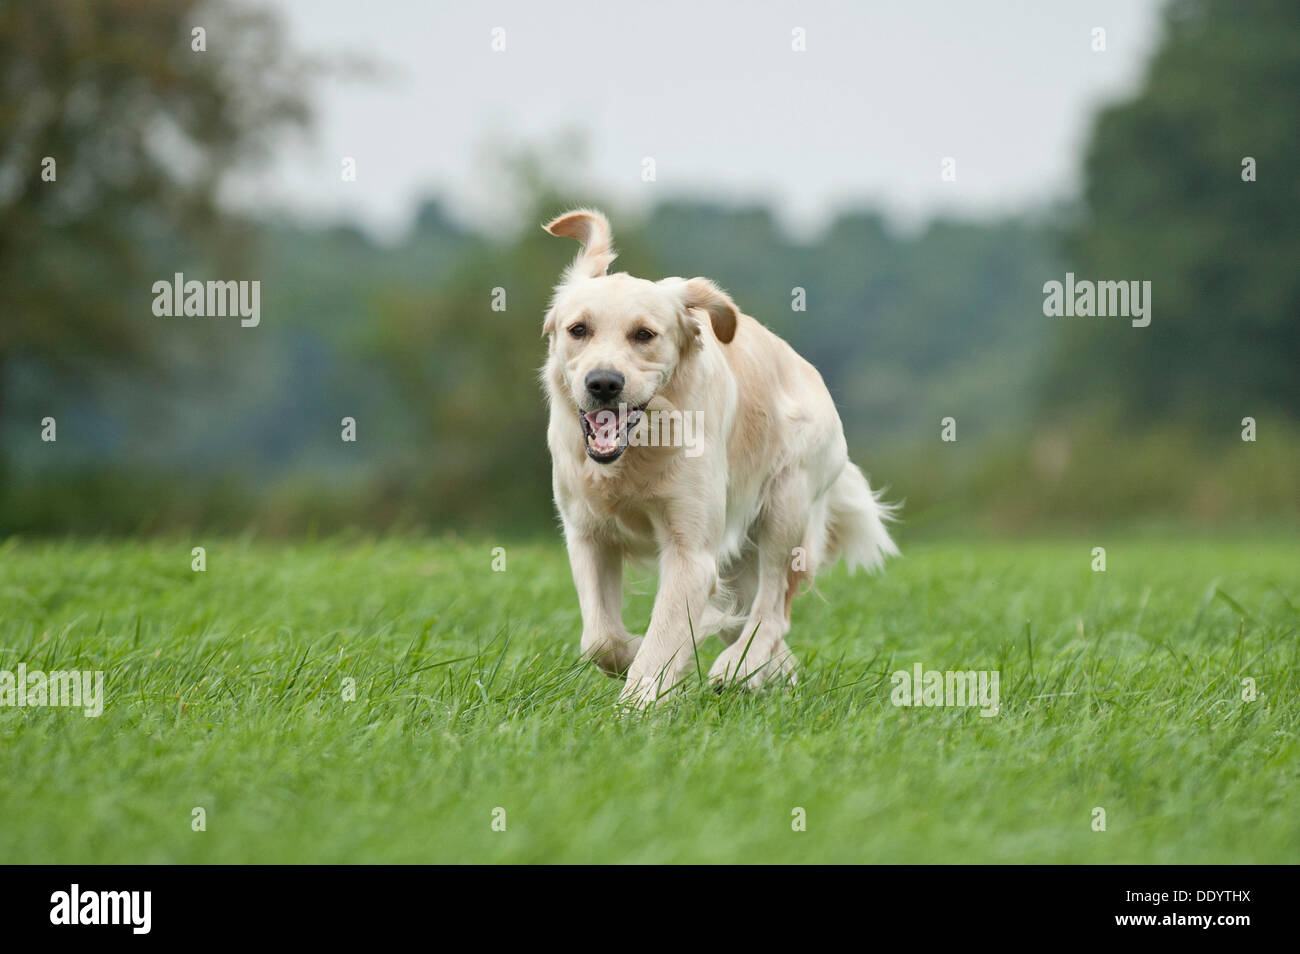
(579, 403, 646, 464)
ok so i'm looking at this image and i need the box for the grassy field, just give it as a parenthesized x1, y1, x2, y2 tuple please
(0, 535, 1296, 864)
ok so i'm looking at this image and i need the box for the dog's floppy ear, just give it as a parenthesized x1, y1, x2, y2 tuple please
(676, 277, 738, 344)
(543, 208, 617, 282)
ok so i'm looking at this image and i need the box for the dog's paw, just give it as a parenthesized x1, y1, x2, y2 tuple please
(708, 639, 798, 691)
(582, 633, 642, 677)
(617, 662, 686, 709)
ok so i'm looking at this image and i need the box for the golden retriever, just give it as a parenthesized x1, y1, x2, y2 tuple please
(542, 208, 897, 707)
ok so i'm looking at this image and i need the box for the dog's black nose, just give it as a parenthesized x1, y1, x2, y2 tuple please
(585, 369, 624, 402)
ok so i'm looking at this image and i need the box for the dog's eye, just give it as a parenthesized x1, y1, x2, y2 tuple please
(568, 324, 587, 339)
(633, 328, 656, 342)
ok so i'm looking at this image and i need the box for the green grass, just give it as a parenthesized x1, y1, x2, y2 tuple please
(1, 535, 1297, 863)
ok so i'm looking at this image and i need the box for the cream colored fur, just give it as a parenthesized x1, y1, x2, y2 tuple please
(541, 208, 897, 707)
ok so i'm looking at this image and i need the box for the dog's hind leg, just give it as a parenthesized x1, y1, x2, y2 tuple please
(716, 550, 759, 647)
(708, 471, 810, 690)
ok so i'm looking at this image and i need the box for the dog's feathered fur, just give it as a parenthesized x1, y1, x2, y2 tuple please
(542, 209, 896, 706)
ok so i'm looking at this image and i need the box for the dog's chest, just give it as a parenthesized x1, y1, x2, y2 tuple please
(565, 480, 659, 555)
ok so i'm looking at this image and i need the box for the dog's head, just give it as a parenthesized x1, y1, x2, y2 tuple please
(542, 208, 737, 464)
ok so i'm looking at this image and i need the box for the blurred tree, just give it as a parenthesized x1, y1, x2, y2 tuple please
(0, 0, 311, 466)
(1047, 0, 1300, 423)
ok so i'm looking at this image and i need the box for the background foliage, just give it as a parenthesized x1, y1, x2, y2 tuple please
(1, 0, 1296, 537)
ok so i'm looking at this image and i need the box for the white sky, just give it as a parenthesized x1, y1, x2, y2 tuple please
(230, 0, 1168, 240)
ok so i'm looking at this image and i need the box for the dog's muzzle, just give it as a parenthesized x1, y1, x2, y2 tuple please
(579, 402, 646, 464)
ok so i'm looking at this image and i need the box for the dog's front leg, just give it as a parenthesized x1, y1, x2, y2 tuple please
(620, 547, 716, 707)
(566, 531, 640, 676)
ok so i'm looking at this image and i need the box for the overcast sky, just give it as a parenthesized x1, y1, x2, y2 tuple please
(231, 0, 1168, 239)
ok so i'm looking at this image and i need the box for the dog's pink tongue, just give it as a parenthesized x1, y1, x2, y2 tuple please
(585, 410, 621, 455)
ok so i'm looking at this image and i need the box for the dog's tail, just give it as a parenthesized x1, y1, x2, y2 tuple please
(543, 208, 617, 282)
(822, 463, 899, 574)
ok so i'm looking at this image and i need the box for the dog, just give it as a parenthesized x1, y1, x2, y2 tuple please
(541, 208, 897, 707)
